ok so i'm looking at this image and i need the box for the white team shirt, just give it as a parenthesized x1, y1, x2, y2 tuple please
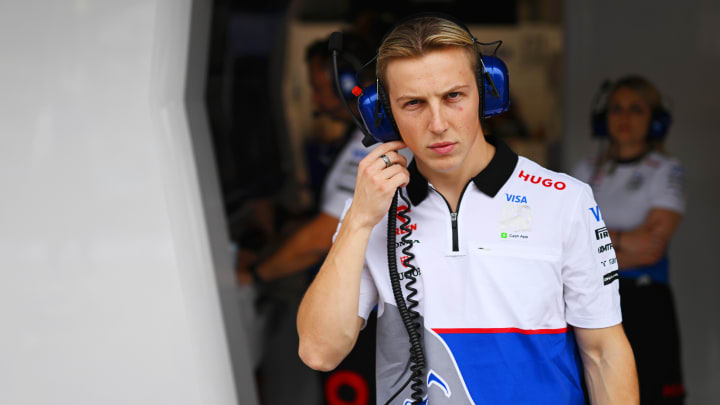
(572, 150, 685, 230)
(572, 150, 685, 283)
(335, 136, 621, 404)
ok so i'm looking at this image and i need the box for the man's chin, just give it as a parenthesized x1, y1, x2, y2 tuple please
(417, 156, 461, 176)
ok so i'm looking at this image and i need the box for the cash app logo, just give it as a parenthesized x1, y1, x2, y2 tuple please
(501, 232, 508, 239)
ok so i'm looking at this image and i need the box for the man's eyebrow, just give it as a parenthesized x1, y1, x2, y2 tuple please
(444, 84, 471, 93)
(394, 84, 472, 103)
(395, 93, 421, 104)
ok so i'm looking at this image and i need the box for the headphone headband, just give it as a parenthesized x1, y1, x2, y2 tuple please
(330, 14, 510, 146)
(590, 78, 672, 141)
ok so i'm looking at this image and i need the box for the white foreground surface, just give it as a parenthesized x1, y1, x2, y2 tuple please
(0, 1, 255, 404)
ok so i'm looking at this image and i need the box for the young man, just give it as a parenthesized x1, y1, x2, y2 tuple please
(297, 17, 639, 404)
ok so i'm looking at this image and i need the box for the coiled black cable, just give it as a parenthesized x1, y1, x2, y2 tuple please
(384, 189, 425, 405)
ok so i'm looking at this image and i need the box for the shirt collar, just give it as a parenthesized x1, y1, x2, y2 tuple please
(406, 135, 519, 206)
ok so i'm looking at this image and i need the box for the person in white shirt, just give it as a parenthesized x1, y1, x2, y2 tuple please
(234, 32, 383, 405)
(573, 75, 686, 404)
(298, 15, 638, 405)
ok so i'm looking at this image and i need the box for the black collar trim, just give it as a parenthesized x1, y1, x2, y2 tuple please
(406, 135, 518, 206)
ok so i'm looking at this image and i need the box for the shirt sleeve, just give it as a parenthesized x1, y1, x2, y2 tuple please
(649, 159, 685, 214)
(358, 264, 378, 329)
(562, 184, 622, 329)
(333, 199, 378, 330)
(321, 134, 370, 219)
(321, 183, 355, 220)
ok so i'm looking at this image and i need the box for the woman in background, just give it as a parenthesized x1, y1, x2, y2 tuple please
(573, 75, 686, 404)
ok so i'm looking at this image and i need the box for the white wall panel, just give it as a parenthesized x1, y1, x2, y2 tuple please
(0, 1, 255, 404)
(564, 2, 720, 403)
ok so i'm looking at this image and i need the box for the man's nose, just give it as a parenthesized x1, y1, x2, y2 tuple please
(428, 104, 449, 134)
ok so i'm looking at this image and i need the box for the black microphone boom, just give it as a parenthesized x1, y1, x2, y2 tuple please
(328, 32, 377, 146)
(328, 32, 343, 52)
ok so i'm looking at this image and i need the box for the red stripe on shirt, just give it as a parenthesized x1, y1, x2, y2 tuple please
(433, 327, 568, 335)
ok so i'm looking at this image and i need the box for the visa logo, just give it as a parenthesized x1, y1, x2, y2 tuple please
(505, 193, 528, 204)
(589, 205, 602, 222)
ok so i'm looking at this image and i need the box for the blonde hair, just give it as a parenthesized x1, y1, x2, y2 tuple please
(593, 76, 668, 179)
(608, 75, 666, 153)
(609, 75, 663, 112)
(376, 17, 478, 91)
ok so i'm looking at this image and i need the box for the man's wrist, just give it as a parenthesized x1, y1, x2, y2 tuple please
(344, 206, 379, 234)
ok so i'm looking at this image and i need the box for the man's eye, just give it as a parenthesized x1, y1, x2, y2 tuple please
(448, 92, 460, 99)
(405, 100, 420, 107)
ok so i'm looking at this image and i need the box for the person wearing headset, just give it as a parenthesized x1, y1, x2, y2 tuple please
(233, 32, 389, 405)
(237, 33, 379, 284)
(298, 15, 638, 404)
(572, 76, 686, 404)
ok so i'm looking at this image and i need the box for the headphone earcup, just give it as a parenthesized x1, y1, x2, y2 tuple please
(336, 69, 359, 100)
(649, 108, 671, 140)
(356, 82, 401, 144)
(377, 82, 401, 137)
(592, 110, 609, 138)
(480, 55, 510, 118)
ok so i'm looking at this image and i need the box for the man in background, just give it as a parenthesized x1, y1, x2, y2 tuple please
(236, 32, 387, 405)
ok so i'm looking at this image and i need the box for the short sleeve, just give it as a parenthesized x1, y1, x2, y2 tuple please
(332, 199, 353, 242)
(333, 198, 378, 329)
(649, 159, 685, 214)
(358, 264, 378, 329)
(562, 184, 622, 329)
(322, 182, 355, 220)
(320, 133, 370, 219)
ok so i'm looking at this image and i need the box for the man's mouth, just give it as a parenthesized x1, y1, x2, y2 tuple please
(429, 142, 456, 154)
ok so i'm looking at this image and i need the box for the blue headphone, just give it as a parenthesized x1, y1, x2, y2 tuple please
(336, 69, 360, 100)
(334, 49, 364, 100)
(329, 14, 510, 146)
(590, 79, 672, 141)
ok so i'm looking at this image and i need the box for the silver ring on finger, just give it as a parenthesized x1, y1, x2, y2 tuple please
(380, 154, 392, 168)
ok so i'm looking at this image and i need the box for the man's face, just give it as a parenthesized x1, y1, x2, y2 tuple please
(308, 57, 347, 121)
(385, 47, 482, 175)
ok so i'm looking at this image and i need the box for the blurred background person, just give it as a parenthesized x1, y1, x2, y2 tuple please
(572, 75, 686, 404)
(235, 31, 392, 405)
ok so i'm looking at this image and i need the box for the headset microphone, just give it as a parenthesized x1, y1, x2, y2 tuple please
(328, 32, 379, 147)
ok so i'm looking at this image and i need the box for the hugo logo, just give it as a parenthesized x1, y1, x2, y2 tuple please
(518, 170, 566, 190)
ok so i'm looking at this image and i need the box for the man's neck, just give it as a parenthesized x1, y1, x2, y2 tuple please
(418, 135, 495, 212)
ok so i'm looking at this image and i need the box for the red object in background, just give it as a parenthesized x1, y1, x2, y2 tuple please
(325, 370, 369, 405)
(322, 312, 376, 405)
